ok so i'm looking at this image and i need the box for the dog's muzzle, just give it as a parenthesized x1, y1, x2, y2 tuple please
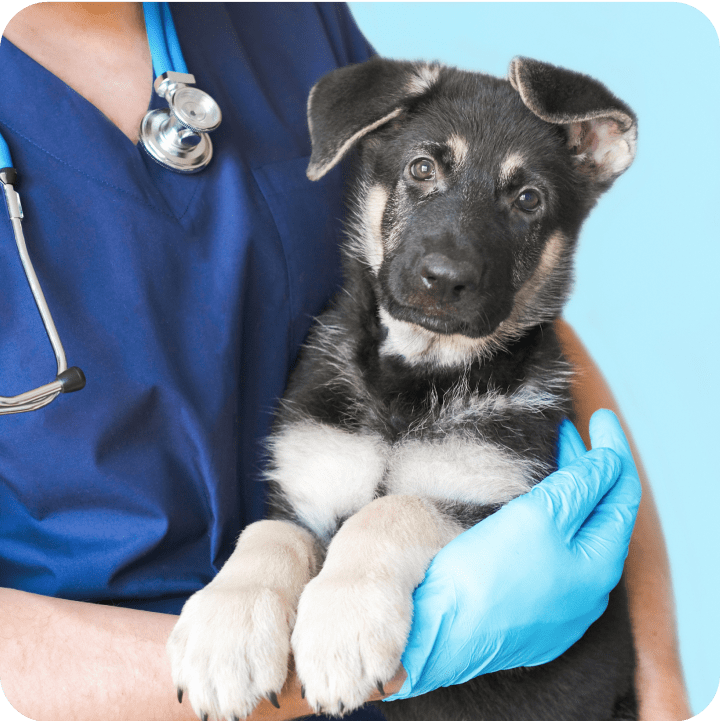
(383, 241, 514, 338)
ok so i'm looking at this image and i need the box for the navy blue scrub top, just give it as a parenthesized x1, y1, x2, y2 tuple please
(0, 3, 373, 617)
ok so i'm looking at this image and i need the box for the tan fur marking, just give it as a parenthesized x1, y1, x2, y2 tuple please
(448, 134, 470, 167)
(502, 230, 567, 326)
(220, 520, 318, 592)
(499, 152, 526, 185)
(362, 185, 388, 273)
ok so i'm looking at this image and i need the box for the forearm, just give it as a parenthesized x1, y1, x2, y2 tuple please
(625, 482, 692, 720)
(0, 588, 310, 721)
(556, 319, 691, 721)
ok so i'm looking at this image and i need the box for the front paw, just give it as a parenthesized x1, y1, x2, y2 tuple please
(291, 574, 410, 716)
(168, 584, 292, 720)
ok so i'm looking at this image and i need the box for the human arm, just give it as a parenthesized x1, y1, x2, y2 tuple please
(555, 319, 692, 721)
(0, 587, 193, 721)
(0, 587, 329, 721)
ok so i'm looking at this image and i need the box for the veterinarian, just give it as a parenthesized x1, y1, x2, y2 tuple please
(0, 4, 690, 721)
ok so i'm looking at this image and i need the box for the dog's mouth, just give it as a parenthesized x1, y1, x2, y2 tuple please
(382, 293, 513, 339)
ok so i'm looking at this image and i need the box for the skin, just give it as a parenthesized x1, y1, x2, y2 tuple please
(0, 5, 691, 721)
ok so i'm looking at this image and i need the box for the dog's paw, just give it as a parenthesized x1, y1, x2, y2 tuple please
(291, 573, 410, 716)
(168, 583, 292, 720)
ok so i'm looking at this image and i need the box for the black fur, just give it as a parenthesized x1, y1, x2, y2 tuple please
(268, 57, 638, 720)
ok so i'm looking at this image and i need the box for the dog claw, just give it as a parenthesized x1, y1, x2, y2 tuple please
(377, 681, 385, 696)
(300, 685, 305, 699)
(338, 701, 345, 715)
(177, 687, 183, 704)
(201, 712, 208, 721)
(268, 691, 280, 709)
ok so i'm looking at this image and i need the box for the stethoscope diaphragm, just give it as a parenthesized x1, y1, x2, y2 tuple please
(171, 86, 222, 133)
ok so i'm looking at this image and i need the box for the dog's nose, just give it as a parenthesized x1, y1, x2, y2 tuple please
(419, 252, 480, 303)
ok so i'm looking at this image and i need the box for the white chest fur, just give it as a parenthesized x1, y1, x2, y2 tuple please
(266, 410, 546, 540)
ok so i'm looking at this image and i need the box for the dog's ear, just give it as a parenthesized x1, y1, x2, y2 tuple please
(508, 57, 637, 186)
(306, 57, 440, 181)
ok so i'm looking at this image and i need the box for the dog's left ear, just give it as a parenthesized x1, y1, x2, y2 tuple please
(509, 57, 637, 186)
(306, 57, 440, 181)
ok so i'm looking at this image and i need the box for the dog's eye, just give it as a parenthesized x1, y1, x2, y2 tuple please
(515, 189, 541, 212)
(409, 158, 436, 181)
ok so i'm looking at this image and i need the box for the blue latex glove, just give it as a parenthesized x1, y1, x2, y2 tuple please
(386, 409, 641, 701)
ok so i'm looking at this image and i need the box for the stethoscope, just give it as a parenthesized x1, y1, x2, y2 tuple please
(0, 2, 222, 415)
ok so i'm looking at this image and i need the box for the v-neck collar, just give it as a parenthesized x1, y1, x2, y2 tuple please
(0, 36, 204, 222)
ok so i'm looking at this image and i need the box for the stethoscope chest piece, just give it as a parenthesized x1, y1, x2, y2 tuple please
(139, 71, 222, 173)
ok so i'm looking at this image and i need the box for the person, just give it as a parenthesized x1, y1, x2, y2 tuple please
(0, 4, 691, 721)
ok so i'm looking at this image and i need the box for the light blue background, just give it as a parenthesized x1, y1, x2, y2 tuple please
(348, 2, 719, 716)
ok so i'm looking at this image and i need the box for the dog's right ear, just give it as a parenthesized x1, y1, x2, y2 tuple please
(306, 57, 440, 181)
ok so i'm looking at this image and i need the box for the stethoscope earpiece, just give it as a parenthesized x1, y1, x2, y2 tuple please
(139, 71, 222, 173)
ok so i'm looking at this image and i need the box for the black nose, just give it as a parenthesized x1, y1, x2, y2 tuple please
(419, 252, 480, 303)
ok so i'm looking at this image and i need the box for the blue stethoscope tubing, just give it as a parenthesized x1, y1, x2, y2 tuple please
(143, 1, 188, 76)
(0, 132, 11, 169)
(0, 2, 215, 414)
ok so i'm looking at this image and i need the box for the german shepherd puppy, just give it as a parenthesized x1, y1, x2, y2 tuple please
(168, 57, 638, 721)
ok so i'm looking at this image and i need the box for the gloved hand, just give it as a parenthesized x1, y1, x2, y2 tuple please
(385, 409, 641, 701)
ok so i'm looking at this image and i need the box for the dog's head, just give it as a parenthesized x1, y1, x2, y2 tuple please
(307, 57, 637, 367)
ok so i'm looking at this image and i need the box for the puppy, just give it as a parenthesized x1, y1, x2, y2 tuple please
(168, 56, 638, 721)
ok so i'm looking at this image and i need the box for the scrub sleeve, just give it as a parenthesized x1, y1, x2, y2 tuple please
(0, 6, 384, 717)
